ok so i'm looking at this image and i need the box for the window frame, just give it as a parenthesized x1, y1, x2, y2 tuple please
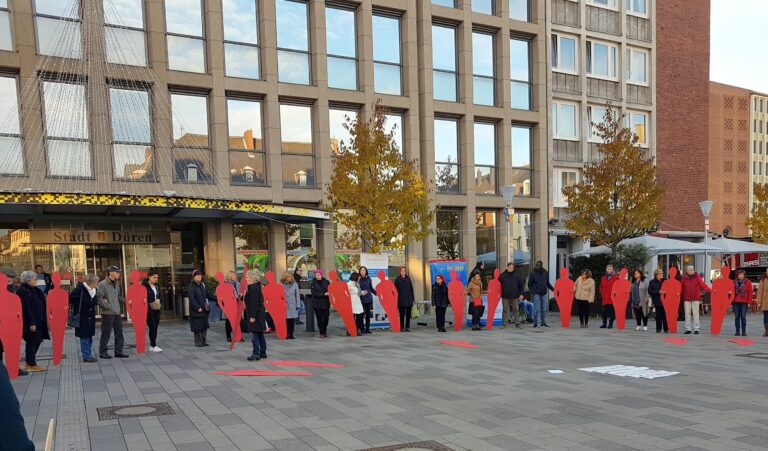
(432, 23, 458, 102)
(328, 106, 359, 154)
(472, 0, 495, 15)
(627, 47, 649, 86)
(626, 110, 649, 147)
(586, 39, 618, 81)
(625, 0, 648, 17)
(222, 0, 261, 80)
(276, 0, 312, 85)
(436, 208, 462, 260)
(325, 5, 358, 91)
(551, 33, 578, 75)
(509, 0, 530, 22)
(510, 36, 532, 110)
(163, 0, 206, 74)
(279, 102, 315, 188)
(552, 168, 579, 208)
(40, 76, 92, 179)
(103, 0, 147, 67)
(552, 101, 579, 141)
(0, 1, 14, 52)
(108, 84, 155, 182)
(170, 91, 213, 183)
(432, 0, 457, 8)
(33, 0, 83, 59)
(226, 97, 267, 186)
(0, 74, 23, 175)
(434, 117, 460, 193)
(587, 104, 608, 143)
(587, 0, 619, 11)
(372, 12, 403, 96)
(473, 121, 497, 195)
(472, 30, 496, 107)
(510, 124, 533, 197)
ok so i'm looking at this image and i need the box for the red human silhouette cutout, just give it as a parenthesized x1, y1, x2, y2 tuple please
(611, 268, 631, 331)
(263, 271, 288, 340)
(126, 270, 148, 354)
(375, 271, 400, 332)
(216, 272, 240, 349)
(328, 272, 357, 336)
(447, 271, 465, 332)
(554, 267, 575, 328)
(661, 267, 682, 334)
(46, 272, 69, 365)
(710, 266, 735, 336)
(486, 269, 502, 330)
(0, 273, 23, 380)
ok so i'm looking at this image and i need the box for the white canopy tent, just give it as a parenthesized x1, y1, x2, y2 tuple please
(707, 237, 768, 254)
(570, 235, 721, 257)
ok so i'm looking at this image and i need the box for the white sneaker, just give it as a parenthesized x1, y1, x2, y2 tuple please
(635, 326, 641, 331)
(154, 346, 163, 352)
(642, 326, 647, 331)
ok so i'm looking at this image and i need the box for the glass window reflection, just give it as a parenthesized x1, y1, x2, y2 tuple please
(171, 94, 208, 146)
(223, 0, 260, 79)
(329, 109, 357, 154)
(277, 0, 310, 84)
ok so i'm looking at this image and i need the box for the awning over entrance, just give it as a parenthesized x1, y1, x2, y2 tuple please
(570, 234, 721, 257)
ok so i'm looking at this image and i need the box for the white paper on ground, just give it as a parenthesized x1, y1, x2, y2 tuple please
(578, 365, 679, 379)
(547, 369, 564, 374)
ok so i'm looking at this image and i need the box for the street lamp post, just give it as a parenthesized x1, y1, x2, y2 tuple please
(502, 185, 517, 266)
(699, 200, 713, 284)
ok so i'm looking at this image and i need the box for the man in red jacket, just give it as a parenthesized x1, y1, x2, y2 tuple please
(600, 265, 618, 329)
(680, 265, 711, 335)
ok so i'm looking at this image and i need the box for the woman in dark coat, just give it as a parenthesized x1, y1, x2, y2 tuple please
(431, 275, 449, 332)
(648, 268, 667, 333)
(394, 266, 415, 332)
(310, 270, 331, 338)
(18, 271, 49, 372)
(187, 270, 210, 347)
(358, 266, 377, 334)
(244, 270, 267, 361)
(69, 274, 99, 362)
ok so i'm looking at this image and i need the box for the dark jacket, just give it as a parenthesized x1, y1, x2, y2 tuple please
(648, 278, 664, 306)
(0, 360, 35, 450)
(244, 282, 266, 333)
(359, 275, 377, 304)
(395, 276, 415, 307)
(187, 281, 210, 332)
(528, 269, 554, 296)
(18, 284, 49, 341)
(310, 278, 331, 309)
(499, 270, 524, 299)
(431, 282, 449, 308)
(144, 282, 161, 310)
(69, 283, 98, 338)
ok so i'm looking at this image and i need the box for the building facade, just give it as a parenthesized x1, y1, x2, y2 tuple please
(0, 0, 549, 314)
(546, 0, 656, 274)
(749, 92, 768, 218)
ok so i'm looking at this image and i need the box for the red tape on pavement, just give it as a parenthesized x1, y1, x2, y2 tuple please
(213, 370, 313, 377)
(728, 338, 754, 347)
(663, 338, 688, 346)
(268, 361, 344, 368)
(440, 340, 477, 349)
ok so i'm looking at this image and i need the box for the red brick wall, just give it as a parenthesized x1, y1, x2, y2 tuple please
(656, 0, 711, 232)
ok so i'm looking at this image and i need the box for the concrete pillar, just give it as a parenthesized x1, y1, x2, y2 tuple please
(317, 220, 335, 273)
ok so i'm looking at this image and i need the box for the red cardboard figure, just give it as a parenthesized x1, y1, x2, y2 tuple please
(46, 272, 69, 365)
(661, 267, 683, 334)
(554, 267, 575, 328)
(486, 269, 502, 330)
(710, 265, 735, 336)
(611, 268, 631, 331)
(126, 270, 149, 355)
(216, 272, 240, 349)
(448, 271, 465, 332)
(0, 273, 24, 380)
(328, 271, 357, 336)
(375, 271, 400, 333)
(263, 271, 288, 340)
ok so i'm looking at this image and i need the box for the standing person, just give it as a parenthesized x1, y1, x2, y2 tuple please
(144, 269, 163, 352)
(631, 270, 650, 331)
(69, 274, 99, 362)
(310, 270, 331, 338)
(0, 360, 35, 450)
(758, 268, 768, 337)
(394, 267, 415, 332)
(648, 269, 668, 333)
(348, 273, 364, 335)
(732, 269, 752, 337)
(358, 266, 376, 334)
(282, 272, 299, 339)
(600, 264, 618, 329)
(574, 270, 595, 328)
(498, 263, 525, 328)
(680, 265, 711, 335)
(293, 267, 305, 325)
(18, 271, 49, 372)
(96, 266, 128, 359)
(33, 265, 52, 294)
(528, 261, 554, 328)
(467, 273, 484, 331)
(244, 270, 267, 360)
(187, 270, 210, 347)
(468, 261, 485, 285)
(431, 275, 449, 332)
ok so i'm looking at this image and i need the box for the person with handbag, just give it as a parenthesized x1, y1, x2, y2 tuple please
(467, 273, 484, 331)
(394, 266, 415, 332)
(69, 274, 99, 362)
(18, 271, 50, 372)
(144, 269, 163, 353)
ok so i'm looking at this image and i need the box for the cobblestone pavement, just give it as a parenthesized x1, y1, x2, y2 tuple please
(10, 311, 768, 451)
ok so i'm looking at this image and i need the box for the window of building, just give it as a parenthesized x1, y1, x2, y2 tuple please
(473, 31, 495, 106)
(286, 223, 318, 274)
(476, 210, 498, 281)
(385, 114, 404, 154)
(435, 118, 459, 192)
(34, 0, 82, 59)
(432, 25, 457, 102)
(42, 80, 90, 177)
(326, 6, 357, 90)
(0, 76, 22, 175)
(171, 93, 212, 182)
(329, 108, 358, 154)
(628, 48, 648, 85)
(432, 0, 455, 7)
(588, 105, 607, 142)
(510, 37, 531, 110)
(223, 0, 260, 79)
(511, 125, 532, 196)
(276, 0, 310, 85)
(474, 122, 496, 195)
(234, 223, 269, 273)
(436, 209, 461, 260)
(227, 98, 265, 185)
(165, 0, 205, 73)
(551, 34, 576, 73)
(110, 87, 153, 181)
(552, 169, 577, 207)
(509, 0, 530, 21)
(586, 40, 618, 80)
(510, 211, 533, 279)
(373, 14, 401, 95)
(104, 0, 146, 66)
(552, 101, 578, 140)
(625, 0, 647, 16)
(0, 1, 13, 51)
(472, 0, 494, 15)
(280, 103, 314, 187)
(588, 0, 618, 9)
(626, 111, 648, 146)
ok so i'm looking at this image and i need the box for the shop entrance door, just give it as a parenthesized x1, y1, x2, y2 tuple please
(124, 244, 176, 317)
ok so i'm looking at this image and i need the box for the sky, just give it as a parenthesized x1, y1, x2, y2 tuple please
(710, 0, 768, 93)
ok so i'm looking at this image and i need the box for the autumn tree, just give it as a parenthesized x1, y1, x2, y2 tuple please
(747, 183, 768, 243)
(562, 107, 663, 255)
(325, 102, 434, 253)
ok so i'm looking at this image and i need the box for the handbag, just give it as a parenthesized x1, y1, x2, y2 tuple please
(67, 289, 84, 328)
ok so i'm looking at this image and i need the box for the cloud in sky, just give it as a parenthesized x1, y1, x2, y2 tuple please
(711, 0, 768, 93)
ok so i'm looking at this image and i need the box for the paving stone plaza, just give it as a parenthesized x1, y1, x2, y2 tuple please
(11, 313, 768, 451)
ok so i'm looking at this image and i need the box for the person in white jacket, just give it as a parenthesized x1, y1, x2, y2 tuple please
(348, 272, 364, 335)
